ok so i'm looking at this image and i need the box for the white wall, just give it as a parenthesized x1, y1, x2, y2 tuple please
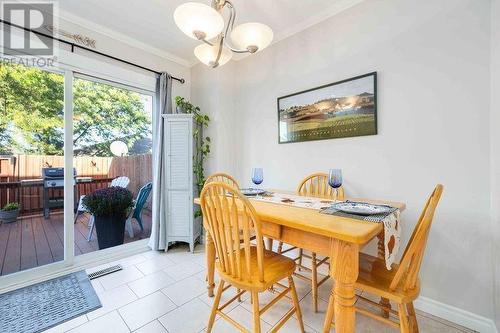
(191, 62, 237, 176)
(192, 0, 495, 322)
(490, 0, 500, 329)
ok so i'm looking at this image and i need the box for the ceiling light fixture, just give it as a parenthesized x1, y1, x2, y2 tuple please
(174, 0, 273, 68)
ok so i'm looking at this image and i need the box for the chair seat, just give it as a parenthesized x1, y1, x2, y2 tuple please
(355, 252, 420, 303)
(217, 246, 296, 292)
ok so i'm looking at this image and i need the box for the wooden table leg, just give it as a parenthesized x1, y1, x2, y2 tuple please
(377, 232, 391, 318)
(206, 232, 216, 297)
(322, 239, 359, 333)
(265, 237, 275, 292)
(266, 237, 273, 251)
(377, 232, 385, 259)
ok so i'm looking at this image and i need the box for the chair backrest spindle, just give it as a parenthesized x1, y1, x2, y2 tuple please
(297, 172, 345, 200)
(200, 182, 265, 283)
(390, 184, 444, 291)
(205, 173, 240, 189)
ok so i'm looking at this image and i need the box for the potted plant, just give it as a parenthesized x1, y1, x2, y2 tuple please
(0, 202, 20, 223)
(175, 96, 211, 218)
(82, 187, 133, 250)
(175, 96, 190, 114)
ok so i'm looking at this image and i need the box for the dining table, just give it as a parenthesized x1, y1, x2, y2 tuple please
(194, 191, 406, 333)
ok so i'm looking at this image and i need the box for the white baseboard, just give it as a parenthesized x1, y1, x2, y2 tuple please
(414, 296, 498, 333)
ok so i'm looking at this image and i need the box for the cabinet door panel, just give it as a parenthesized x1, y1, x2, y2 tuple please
(166, 120, 191, 190)
(167, 191, 191, 237)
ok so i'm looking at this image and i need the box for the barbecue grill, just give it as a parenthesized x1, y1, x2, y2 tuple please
(42, 167, 77, 219)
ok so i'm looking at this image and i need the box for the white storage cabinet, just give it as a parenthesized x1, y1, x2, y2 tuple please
(163, 114, 201, 252)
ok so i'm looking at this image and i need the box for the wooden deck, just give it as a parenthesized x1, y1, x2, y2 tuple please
(0, 211, 152, 276)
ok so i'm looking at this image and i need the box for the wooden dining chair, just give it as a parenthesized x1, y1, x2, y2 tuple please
(206, 172, 279, 254)
(277, 172, 344, 312)
(200, 182, 305, 333)
(324, 184, 444, 333)
(205, 172, 240, 189)
(296, 172, 344, 199)
(204, 173, 248, 301)
(205, 172, 259, 245)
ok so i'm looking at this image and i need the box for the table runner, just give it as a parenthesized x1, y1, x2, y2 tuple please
(250, 192, 400, 270)
(320, 205, 400, 270)
(250, 192, 335, 210)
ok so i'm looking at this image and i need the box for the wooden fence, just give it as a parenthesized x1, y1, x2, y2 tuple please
(0, 154, 152, 215)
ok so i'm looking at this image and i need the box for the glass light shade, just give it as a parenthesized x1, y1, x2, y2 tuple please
(230, 22, 273, 52)
(174, 2, 224, 40)
(194, 43, 232, 67)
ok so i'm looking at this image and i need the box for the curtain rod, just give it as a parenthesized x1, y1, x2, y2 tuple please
(0, 19, 185, 84)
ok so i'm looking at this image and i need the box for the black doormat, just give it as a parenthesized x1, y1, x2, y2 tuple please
(0, 270, 102, 333)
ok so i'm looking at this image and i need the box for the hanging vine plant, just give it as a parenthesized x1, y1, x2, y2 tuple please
(175, 96, 211, 217)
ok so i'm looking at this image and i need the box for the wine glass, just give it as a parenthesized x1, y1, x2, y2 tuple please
(328, 169, 343, 201)
(251, 168, 263, 193)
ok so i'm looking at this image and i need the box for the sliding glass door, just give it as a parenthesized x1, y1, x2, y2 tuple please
(72, 75, 153, 255)
(0, 62, 154, 279)
(0, 62, 66, 276)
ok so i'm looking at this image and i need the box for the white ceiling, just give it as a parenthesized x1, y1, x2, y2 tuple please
(57, 0, 363, 67)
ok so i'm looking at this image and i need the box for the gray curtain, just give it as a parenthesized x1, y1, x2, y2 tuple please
(148, 72, 173, 251)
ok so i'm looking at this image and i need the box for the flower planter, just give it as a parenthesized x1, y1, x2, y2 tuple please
(0, 209, 20, 223)
(83, 186, 133, 249)
(94, 213, 127, 250)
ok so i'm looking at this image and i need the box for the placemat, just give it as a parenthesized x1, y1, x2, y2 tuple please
(319, 206, 398, 222)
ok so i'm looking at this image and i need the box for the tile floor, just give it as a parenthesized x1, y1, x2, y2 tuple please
(44, 244, 476, 333)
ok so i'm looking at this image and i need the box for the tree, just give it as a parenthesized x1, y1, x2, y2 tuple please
(0, 63, 151, 156)
(0, 63, 64, 154)
(0, 126, 12, 154)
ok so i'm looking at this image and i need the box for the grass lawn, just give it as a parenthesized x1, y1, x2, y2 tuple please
(280, 114, 376, 143)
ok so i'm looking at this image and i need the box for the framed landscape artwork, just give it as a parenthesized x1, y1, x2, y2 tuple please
(277, 72, 377, 144)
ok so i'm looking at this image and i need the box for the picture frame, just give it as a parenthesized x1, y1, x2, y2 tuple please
(277, 72, 378, 144)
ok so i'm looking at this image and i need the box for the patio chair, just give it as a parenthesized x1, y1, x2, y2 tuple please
(73, 176, 130, 241)
(124, 182, 152, 238)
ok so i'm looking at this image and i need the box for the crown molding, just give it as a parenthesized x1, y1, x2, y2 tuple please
(56, 9, 192, 68)
(187, 59, 201, 68)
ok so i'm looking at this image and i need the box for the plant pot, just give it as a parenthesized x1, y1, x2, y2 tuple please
(0, 209, 19, 223)
(94, 213, 127, 250)
(176, 105, 187, 114)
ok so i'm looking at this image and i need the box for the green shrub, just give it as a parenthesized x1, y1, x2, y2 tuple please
(2, 202, 19, 211)
(82, 187, 133, 217)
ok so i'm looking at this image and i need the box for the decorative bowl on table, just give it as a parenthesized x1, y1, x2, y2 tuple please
(331, 201, 394, 216)
(240, 188, 266, 196)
